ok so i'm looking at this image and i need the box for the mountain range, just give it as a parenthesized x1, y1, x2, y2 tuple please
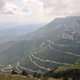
(0, 16, 80, 74)
(0, 23, 44, 44)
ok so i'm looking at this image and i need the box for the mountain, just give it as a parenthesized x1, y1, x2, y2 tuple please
(0, 16, 80, 74)
(0, 24, 44, 37)
(0, 24, 44, 44)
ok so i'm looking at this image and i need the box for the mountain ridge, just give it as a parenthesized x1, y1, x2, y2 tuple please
(0, 16, 80, 74)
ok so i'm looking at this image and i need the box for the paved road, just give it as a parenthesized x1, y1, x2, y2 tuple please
(17, 62, 43, 73)
(31, 54, 71, 65)
(16, 63, 22, 73)
(48, 40, 80, 57)
(47, 40, 71, 47)
(29, 56, 51, 71)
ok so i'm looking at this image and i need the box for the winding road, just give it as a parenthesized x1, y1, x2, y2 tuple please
(31, 54, 72, 65)
(48, 40, 80, 57)
(29, 56, 51, 71)
(0, 40, 79, 73)
(17, 62, 43, 74)
(47, 40, 72, 47)
(16, 63, 22, 73)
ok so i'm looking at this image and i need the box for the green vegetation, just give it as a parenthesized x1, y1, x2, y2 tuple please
(55, 60, 80, 72)
(43, 60, 80, 80)
(22, 70, 28, 76)
(0, 73, 35, 80)
(0, 60, 80, 80)
(11, 70, 17, 74)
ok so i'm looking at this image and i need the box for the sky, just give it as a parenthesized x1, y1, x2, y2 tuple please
(0, 0, 80, 24)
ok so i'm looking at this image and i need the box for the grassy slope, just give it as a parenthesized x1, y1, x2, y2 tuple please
(0, 73, 36, 80)
(0, 73, 72, 80)
(35, 39, 80, 67)
(55, 60, 80, 72)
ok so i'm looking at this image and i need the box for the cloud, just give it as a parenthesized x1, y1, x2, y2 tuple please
(0, 0, 80, 16)
(0, 0, 6, 10)
(0, 0, 43, 15)
(22, 0, 43, 14)
(0, 0, 80, 23)
(41, 0, 80, 17)
(0, 0, 23, 15)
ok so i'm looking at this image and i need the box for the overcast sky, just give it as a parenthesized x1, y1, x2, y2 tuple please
(0, 0, 80, 24)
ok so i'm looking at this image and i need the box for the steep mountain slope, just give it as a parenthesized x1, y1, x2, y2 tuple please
(55, 59, 80, 72)
(25, 16, 80, 41)
(43, 60, 80, 80)
(0, 16, 80, 73)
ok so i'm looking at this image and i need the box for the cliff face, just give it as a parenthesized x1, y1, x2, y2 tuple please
(62, 20, 80, 41)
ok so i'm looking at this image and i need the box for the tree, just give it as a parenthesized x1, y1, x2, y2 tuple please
(33, 72, 37, 78)
(63, 77, 68, 80)
(12, 70, 17, 74)
(72, 77, 76, 80)
(33, 72, 41, 78)
(21, 70, 28, 76)
(37, 73, 42, 78)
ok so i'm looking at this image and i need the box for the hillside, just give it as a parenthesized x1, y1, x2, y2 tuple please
(55, 60, 80, 72)
(0, 16, 80, 74)
(0, 60, 80, 80)
(43, 60, 80, 80)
